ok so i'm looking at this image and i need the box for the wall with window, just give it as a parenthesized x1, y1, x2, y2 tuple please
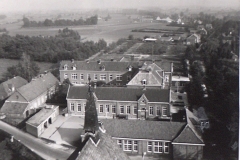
(67, 100, 87, 116)
(173, 144, 203, 160)
(163, 72, 172, 89)
(146, 103, 170, 119)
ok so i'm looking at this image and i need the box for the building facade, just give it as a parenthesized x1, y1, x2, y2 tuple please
(66, 86, 171, 120)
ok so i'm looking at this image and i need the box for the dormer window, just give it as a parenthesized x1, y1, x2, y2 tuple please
(64, 64, 68, 70)
(100, 65, 105, 71)
(128, 65, 132, 71)
(142, 79, 147, 85)
(72, 64, 77, 70)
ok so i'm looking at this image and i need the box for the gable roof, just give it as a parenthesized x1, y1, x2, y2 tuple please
(173, 124, 204, 144)
(1, 102, 28, 115)
(101, 119, 185, 141)
(67, 86, 170, 102)
(7, 73, 59, 102)
(0, 76, 28, 100)
(60, 60, 141, 72)
(76, 131, 130, 160)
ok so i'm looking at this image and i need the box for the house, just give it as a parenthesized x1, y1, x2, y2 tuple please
(0, 73, 59, 124)
(222, 35, 233, 45)
(197, 28, 208, 35)
(159, 36, 173, 42)
(101, 119, 186, 159)
(26, 105, 59, 137)
(59, 60, 141, 86)
(171, 75, 190, 91)
(193, 107, 210, 130)
(127, 62, 173, 89)
(205, 24, 213, 29)
(186, 34, 201, 45)
(66, 86, 172, 120)
(68, 84, 130, 160)
(0, 76, 27, 101)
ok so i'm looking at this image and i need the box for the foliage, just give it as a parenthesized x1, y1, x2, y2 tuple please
(137, 41, 168, 55)
(0, 28, 107, 63)
(22, 15, 98, 27)
(2, 53, 40, 82)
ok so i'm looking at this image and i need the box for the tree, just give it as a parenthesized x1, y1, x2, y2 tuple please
(2, 53, 40, 82)
(128, 34, 134, 40)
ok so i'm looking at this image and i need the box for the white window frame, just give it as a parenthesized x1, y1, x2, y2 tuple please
(165, 75, 169, 82)
(127, 106, 131, 114)
(112, 105, 116, 113)
(100, 74, 107, 81)
(106, 105, 110, 113)
(120, 106, 124, 114)
(156, 107, 160, 116)
(64, 64, 68, 70)
(134, 106, 137, 115)
(80, 74, 84, 80)
(109, 74, 113, 81)
(133, 141, 138, 152)
(64, 73, 68, 79)
(94, 74, 98, 80)
(77, 103, 81, 112)
(162, 107, 167, 116)
(164, 142, 169, 154)
(142, 79, 147, 85)
(70, 103, 74, 111)
(147, 141, 152, 152)
(71, 73, 77, 80)
(154, 142, 163, 153)
(123, 140, 132, 151)
(116, 75, 122, 81)
(99, 105, 103, 113)
(117, 140, 122, 148)
(149, 106, 153, 115)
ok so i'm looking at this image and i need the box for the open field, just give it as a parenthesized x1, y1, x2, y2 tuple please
(0, 14, 180, 44)
(0, 58, 55, 80)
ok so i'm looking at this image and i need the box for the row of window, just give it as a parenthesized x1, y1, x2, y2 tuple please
(65, 73, 123, 81)
(117, 140, 169, 154)
(117, 140, 138, 152)
(70, 103, 86, 112)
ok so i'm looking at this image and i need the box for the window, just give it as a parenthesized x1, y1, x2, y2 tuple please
(124, 140, 132, 151)
(70, 103, 74, 111)
(109, 74, 113, 81)
(165, 75, 169, 82)
(149, 106, 153, 115)
(94, 74, 98, 80)
(87, 74, 90, 79)
(127, 106, 131, 114)
(116, 75, 122, 81)
(154, 142, 163, 153)
(120, 106, 124, 114)
(117, 140, 122, 148)
(64, 64, 68, 70)
(106, 105, 110, 113)
(142, 79, 147, 85)
(147, 142, 152, 152)
(164, 142, 169, 153)
(71, 73, 77, 80)
(112, 105, 116, 113)
(156, 107, 160, 116)
(100, 74, 106, 80)
(80, 74, 84, 80)
(162, 107, 167, 116)
(77, 103, 81, 112)
(134, 106, 138, 115)
(133, 141, 138, 152)
(99, 105, 103, 113)
(64, 73, 68, 79)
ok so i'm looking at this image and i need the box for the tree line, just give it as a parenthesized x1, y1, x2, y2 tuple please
(0, 28, 107, 63)
(22, 15, 98, 27)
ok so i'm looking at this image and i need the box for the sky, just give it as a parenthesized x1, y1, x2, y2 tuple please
(0, 0, 239, 12)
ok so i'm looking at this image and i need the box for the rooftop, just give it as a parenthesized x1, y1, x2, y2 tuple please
(26, 106, 59, 127)
(100, 119, 185, 141)
(67, 86, 170, 102)
(0, 102, 28, 114)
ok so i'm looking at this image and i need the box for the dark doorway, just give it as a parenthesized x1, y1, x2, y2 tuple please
(44, 121, 48, 128)
(48, 118, 52, 124)
(26, 110, 29, 117)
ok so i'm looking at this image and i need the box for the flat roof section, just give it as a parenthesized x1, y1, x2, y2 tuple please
(26, 106, 59, 127)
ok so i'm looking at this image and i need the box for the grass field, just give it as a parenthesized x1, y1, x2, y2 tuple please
(0, 59, 55, 80)
(1, 13, 180, 44)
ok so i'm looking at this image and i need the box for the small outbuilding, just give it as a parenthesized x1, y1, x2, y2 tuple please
(26, 105, 59, 137)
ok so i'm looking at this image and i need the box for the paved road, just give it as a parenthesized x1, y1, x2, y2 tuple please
(0, 120, 73, 160)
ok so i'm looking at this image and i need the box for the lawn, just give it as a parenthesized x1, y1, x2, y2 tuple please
(0, 58, 55, 80)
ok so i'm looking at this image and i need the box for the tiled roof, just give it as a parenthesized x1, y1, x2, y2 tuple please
(1, 102, 28, 114)
(0, 76, 27, 100)
(173, 125, 204, 144)
(26, 106, 59, 127)
(60, 60, 141, 71)
(67, 86, 170, 102)
(7, 73, 59, 102)
(101, 119, 185, 141)
(76, 131, 130, 160)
